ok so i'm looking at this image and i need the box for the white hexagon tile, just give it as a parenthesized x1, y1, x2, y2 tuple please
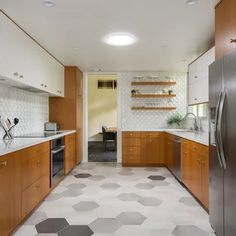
(0, 84, 48, 136)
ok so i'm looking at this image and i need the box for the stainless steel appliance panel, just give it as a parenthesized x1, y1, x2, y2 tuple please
(172, 136, 182, 181)
(222, 51, 236, 236)
(209, 59, 224, 236)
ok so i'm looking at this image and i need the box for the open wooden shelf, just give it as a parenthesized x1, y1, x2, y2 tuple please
(132, 107, 176, 110)
(132, 94, 176, 98)
(131, 81, 176, 86)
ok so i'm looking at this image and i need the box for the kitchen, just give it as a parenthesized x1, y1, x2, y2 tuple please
(0, 0, 235, 235)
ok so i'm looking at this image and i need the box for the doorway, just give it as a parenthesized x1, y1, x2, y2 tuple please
(87, 74, 118, 162)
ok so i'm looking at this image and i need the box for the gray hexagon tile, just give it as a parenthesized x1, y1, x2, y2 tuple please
(74, 173, 92, 178)
(117, 212, 146, 225)
(58, 225, 93, 236)
(89, 175, 106, 181)
(179, 197, 199, 207)
(144, 168, 159, 172)
(151, 181, 170, 186)
(73, 201, 99, 211)
(135, 183, 154, 189)
(100, 183, 121, 189)
(35, 218, 69, 234)
(89, 218, 122, 233)
(138, 197, 162, 206)
(118, 193, 141, 201)
(148, 175, 166, 181)
(66, 183, 87, 190)
(172, 225, 209, 236)
(118, 170, 134, 176)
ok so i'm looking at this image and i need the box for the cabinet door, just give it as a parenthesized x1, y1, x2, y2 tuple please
(65, 133, 76, 174)
(189, 151, 202, 199)
(216, 0, 236, 59)
(141, 132, 164, 164)
(0, 152, 21, 236)
(201, 154, 209, 209)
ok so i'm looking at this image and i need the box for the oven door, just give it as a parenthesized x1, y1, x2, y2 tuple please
(51, 145, 65, 187)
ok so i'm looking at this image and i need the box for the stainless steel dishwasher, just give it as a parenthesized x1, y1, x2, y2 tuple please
(172, 136, 182, 182)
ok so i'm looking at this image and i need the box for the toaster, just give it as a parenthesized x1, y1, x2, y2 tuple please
(44, 122, 59, 131)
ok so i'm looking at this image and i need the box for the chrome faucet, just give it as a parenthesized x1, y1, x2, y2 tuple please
(182, 112, 200, 131)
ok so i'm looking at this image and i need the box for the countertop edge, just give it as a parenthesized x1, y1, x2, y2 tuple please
(0, 130, 76, 156)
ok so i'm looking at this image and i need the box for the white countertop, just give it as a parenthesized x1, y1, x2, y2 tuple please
(122, 129, 209, 146)
(0, 130, 76, 156)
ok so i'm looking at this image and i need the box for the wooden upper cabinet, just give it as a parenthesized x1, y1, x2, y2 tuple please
(0, 152, 22, 236)
(215, 0, 236, 59)
(65, 133, 76, 174)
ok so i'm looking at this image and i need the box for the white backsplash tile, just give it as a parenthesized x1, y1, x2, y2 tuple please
(118, 72, 187, 130)
(0, 84, 48, 137)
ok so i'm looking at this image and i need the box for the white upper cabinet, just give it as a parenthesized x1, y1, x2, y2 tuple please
(188, 47, 215, 105)
(0, 12, 64, 97)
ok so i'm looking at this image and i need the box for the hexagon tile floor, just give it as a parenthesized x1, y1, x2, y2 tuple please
(13, 163, 215, 236)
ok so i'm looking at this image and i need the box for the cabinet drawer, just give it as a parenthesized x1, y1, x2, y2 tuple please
(140, 132, 162, 138)
(22, 175, 50, 219)
(21, 150, 50, 190)
(23, 142, 50, 157)
(122, 154, 141, 164)
(122, 132, 141, 138)
(122, 137, 141, 147)
(122, 146, 140, 155)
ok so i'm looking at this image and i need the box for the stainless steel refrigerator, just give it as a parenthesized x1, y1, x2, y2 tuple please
(209, 49, 236, 236)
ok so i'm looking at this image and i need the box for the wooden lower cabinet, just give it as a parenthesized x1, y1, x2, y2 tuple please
(22, 175, 50, 219)
(65, 133, 76, 174)
(122, 132, 164, 166)
(181, 139, 209, 209)
(0, 152, 22, 236)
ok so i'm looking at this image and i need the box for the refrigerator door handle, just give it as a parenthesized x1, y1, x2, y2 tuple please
(215, 91, 223, 168)
(218, 90, 227, 169)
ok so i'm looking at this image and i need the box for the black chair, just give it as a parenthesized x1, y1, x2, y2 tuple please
(102, 126, 117, 151)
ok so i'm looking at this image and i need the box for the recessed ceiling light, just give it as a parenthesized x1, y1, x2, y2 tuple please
(43, 0, 55, 7)
(185, 0, 198, 6)
(104, 33, 137, 46)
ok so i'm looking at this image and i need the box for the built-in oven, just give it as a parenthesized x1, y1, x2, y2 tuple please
(51, 137, 65, 188)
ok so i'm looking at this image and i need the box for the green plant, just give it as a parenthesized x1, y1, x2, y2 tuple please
(167, 114, 183, 127)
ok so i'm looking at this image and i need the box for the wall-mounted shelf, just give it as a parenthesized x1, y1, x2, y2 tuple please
(132, 107, 176, 110)
(131, 81, 176, 86)
(132, 94, 176, 98)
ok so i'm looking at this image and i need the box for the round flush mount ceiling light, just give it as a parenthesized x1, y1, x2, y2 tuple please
(104, 33, 137, 46)
(43, 0, 55, 7)
(185, 0, 198, 6)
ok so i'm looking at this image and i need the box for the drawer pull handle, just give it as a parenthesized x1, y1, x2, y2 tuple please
(13, 72, 18, 76)
(19, 75, 24, 78)
(1, 161, 7, 167)
(36, 160, 41, 165)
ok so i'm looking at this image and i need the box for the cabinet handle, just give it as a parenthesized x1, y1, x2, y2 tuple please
(19, 75, 24, 79)
(1, 161, 7, 167)
(230, 38, 236, 44)
(36, 160, 41, 165)
(194, 98, 198, 101)
(44, 85, 47, 88)
(13, 72, 18, 76)
(41, 84, 44, 87)
(194, 76, 198, 79)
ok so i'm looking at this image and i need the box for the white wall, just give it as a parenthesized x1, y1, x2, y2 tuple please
(88, 74, 117, 141)
(0, 84, 48, 136)
(118, 72, 187, 131)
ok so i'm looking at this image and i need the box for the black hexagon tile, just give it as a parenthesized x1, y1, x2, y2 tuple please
(36, 218, 69, 233)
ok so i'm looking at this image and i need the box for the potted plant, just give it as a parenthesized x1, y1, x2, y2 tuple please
(167, 114, 183, 128)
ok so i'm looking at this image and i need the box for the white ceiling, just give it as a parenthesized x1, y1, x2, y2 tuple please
(0, 0, 217, 72)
